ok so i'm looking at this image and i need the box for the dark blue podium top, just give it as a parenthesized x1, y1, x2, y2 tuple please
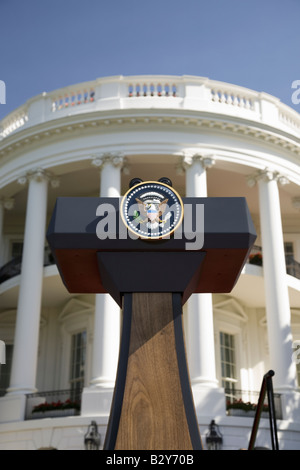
(47, 197, 256, 305)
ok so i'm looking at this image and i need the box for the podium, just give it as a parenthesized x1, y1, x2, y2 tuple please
(47, 180, 256, 450)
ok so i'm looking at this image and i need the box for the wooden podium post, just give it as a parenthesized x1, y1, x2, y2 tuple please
(47, 181, 256, 450)
(105, 292, 201, 450)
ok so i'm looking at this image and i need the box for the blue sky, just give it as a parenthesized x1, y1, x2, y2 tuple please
(0, 0, 300, 120)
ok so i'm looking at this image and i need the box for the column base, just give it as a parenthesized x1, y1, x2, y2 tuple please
(0, 394, 26, 423)
(279, 390, 300, 422)
(81, 386, 114, 417)
(191, 385, 226, 418)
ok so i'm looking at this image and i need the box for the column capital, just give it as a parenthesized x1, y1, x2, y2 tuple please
(0, 197, 14, 210)
(247, 168, 290, 188)
(91, 152, 129, 174)
(176, 153, 215, 174)
(91, 152, 124, 167)
(17, 168, 60, 188)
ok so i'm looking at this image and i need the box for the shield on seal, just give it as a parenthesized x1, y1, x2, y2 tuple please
(146, 203, 159, 222)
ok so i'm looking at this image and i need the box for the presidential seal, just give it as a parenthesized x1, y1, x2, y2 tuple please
(120, 180, 184, 239)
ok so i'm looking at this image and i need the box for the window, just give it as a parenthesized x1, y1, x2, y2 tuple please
(284, 242, 294, 257)
(0, 344, 13, 396)
(220, 332, 237, 402)
(69, 331, 86, 400)
(58, 298, 94, 391)
(284, 242, 299, 277)
(11, 242, 23, 259)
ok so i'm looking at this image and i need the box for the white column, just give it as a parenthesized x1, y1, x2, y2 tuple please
(184, 154, 210, 198)
(187, 293, 219, 389)
(98, 154, 123, 197)
(81, 153, 123, 416)
(254, 170, 297, 391)
(181, 154, 225, 416)
(248, 169, 300, 421)
(7, 169, 49, 395)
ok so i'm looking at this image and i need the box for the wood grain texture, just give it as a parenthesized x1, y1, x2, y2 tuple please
(114, 293, 197, 450)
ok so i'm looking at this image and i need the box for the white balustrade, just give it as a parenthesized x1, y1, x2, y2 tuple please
(279, 107, 300, 133)
(51, 87, 95, 112)
(210, 88, 255, 110)
(128, 81, 178, 97)
(1, 110, 28, 138)
(1, 75, 300, 140)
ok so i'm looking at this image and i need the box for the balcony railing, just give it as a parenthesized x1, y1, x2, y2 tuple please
(286, 254, 300, 279)
(225, 388, 282, 420)
(1, 244, 300, 284)
(23, 386, 282, 421)
(247, 245, 300, 280)
(25, 388, 82, 420)
(0, 247, 54, 284)
(23, 385, 282, 421)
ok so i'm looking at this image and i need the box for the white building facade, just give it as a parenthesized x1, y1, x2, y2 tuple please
(0, 75, 300, 450)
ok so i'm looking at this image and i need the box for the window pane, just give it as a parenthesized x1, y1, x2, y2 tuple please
(70, 331, 86, 393)
(284, 242, 294, 256)
(220, 332, 237, 402)
(11, 242, 23, 259)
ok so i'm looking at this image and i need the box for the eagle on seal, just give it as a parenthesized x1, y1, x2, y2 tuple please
(135, 198, 169, 224)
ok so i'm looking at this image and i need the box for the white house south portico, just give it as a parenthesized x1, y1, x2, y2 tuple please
(0, 75, 300, 449)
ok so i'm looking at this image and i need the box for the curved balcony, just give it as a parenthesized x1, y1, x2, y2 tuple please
(1, 75, 300, 144)
(247, 245, 300, 279)
(230, 245, 300, 307)
(0, 247, 54, 284)
(1, 245, 300, 288)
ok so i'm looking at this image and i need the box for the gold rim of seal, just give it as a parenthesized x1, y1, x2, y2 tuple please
(120, 180, 184, 240)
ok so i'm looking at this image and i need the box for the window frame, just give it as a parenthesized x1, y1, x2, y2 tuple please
(213, 298, 248, 392)
(58, 299, 93, 390)
(69, 329, 87, 400)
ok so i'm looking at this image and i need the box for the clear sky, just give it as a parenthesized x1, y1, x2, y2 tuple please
(0, 0, 300, 120)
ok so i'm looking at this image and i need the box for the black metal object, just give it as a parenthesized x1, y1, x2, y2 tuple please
(84, 421, 101, 450)
(248, 370, 279, 450)
(206, 420, 223, 450)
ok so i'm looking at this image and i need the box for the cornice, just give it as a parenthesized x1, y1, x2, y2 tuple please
(1, 109, 300, 160)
